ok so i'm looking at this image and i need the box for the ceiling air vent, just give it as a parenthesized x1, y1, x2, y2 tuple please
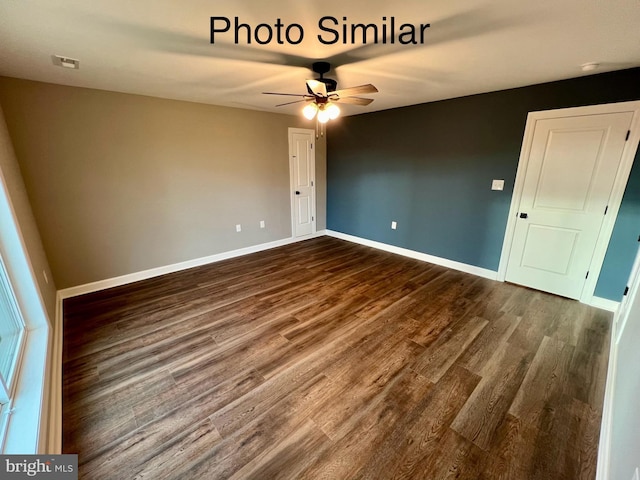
(52, 55, 79, 69)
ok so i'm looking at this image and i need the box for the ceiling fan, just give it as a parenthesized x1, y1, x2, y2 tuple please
(263, 61, 378, 124)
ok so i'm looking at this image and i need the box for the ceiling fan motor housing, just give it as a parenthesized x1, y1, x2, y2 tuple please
(318, 78, 337, 92)
(312, 61, 331, 75)
(312, 61, 337, 92)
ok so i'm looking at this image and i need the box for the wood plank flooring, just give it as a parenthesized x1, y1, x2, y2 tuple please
(62, 236, 612, 479)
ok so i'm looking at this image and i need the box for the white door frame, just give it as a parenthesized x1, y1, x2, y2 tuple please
(288, 127, 316, 237)
(615, 243, 640, 344)
(497, 101, 640, 304)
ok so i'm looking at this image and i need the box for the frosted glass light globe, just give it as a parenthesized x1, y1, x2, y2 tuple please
(302, 103, 318, 120)
(326, 103, 340, 120)
(317, 108, 330, 123)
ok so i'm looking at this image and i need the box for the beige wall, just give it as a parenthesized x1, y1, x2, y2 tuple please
(0, 77, 326, 289)
(315, 130, 327, 233)
(0, 102, 57, 320)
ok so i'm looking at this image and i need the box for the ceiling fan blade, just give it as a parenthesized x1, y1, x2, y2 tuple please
(306, 79, 327, 97)
(334, 96, 374, 106)
(331, 84, 378, 98)
(263, 92, 307, 97)
(275, 99, 311, 107)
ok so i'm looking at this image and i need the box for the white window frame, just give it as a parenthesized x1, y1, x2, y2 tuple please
(0, 163, 51, 454)
(0, 252, 28, 445)
(0, 253, 27, 389)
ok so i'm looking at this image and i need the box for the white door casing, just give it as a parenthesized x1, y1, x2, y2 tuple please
(615, 243, 640, 344)
(498, 101, 640, 303)
(288, 128, 316, 238)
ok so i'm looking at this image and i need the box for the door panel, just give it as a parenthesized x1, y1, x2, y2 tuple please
(297, 196, 310, 224)
(520, 225, 579, 274)
(534, 129, 604, 211)
(506, 111, 633, 299)
(289, 130, 315, 237)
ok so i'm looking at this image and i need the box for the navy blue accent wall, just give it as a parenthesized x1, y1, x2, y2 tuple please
(595, 153, 640, 300)
(327, 68, 640, 301)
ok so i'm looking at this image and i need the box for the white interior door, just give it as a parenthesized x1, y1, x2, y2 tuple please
(289, 128, 315, 238)
(505, 111, 634, 299)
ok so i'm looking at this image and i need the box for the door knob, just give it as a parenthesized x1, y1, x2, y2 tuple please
(295, 191, 300, 195)
(519, 212, 528, 219)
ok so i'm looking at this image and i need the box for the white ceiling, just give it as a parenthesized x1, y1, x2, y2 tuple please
(1, 0, 639, 117)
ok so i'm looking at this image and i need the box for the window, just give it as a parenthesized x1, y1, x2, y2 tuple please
(0, 253, 27, 447)
(0, 168, 51, 454)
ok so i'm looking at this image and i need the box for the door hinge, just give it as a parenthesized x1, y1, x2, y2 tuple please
(585, 271, 589, 279)
(311, 180, 314, 187)
(625, 130, 631, 141)
(311, 144, 313, 149)
(312, 216, 314, 221)
(624, 286, 629, 296)
(604, 205, 608, 215)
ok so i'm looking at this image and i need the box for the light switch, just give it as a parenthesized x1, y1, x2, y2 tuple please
(391, 221, 397, 230)
(492, 179, 505, 191)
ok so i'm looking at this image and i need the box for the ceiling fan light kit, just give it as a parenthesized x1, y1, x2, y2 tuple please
(302, 101, 340, 122)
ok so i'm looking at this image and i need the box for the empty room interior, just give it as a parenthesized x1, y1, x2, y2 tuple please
(1, 1, 640, 479)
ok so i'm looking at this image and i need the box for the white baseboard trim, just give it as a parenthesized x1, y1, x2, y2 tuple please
(596, 308, 618, 480)
(58, 232, 326, 300)
(589, 296, 620, 313)
(325, 230, 499, 281)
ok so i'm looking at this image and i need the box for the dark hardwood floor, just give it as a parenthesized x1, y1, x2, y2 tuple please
(62, 236, 611, 479)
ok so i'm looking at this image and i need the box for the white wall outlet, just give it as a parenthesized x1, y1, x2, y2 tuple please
(391, 221, 397, 230)
(491, 179, 505, 191)
(260, 220, 265, 229)
(235, 224, 241, 232)
(43, 270, 49, 284)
